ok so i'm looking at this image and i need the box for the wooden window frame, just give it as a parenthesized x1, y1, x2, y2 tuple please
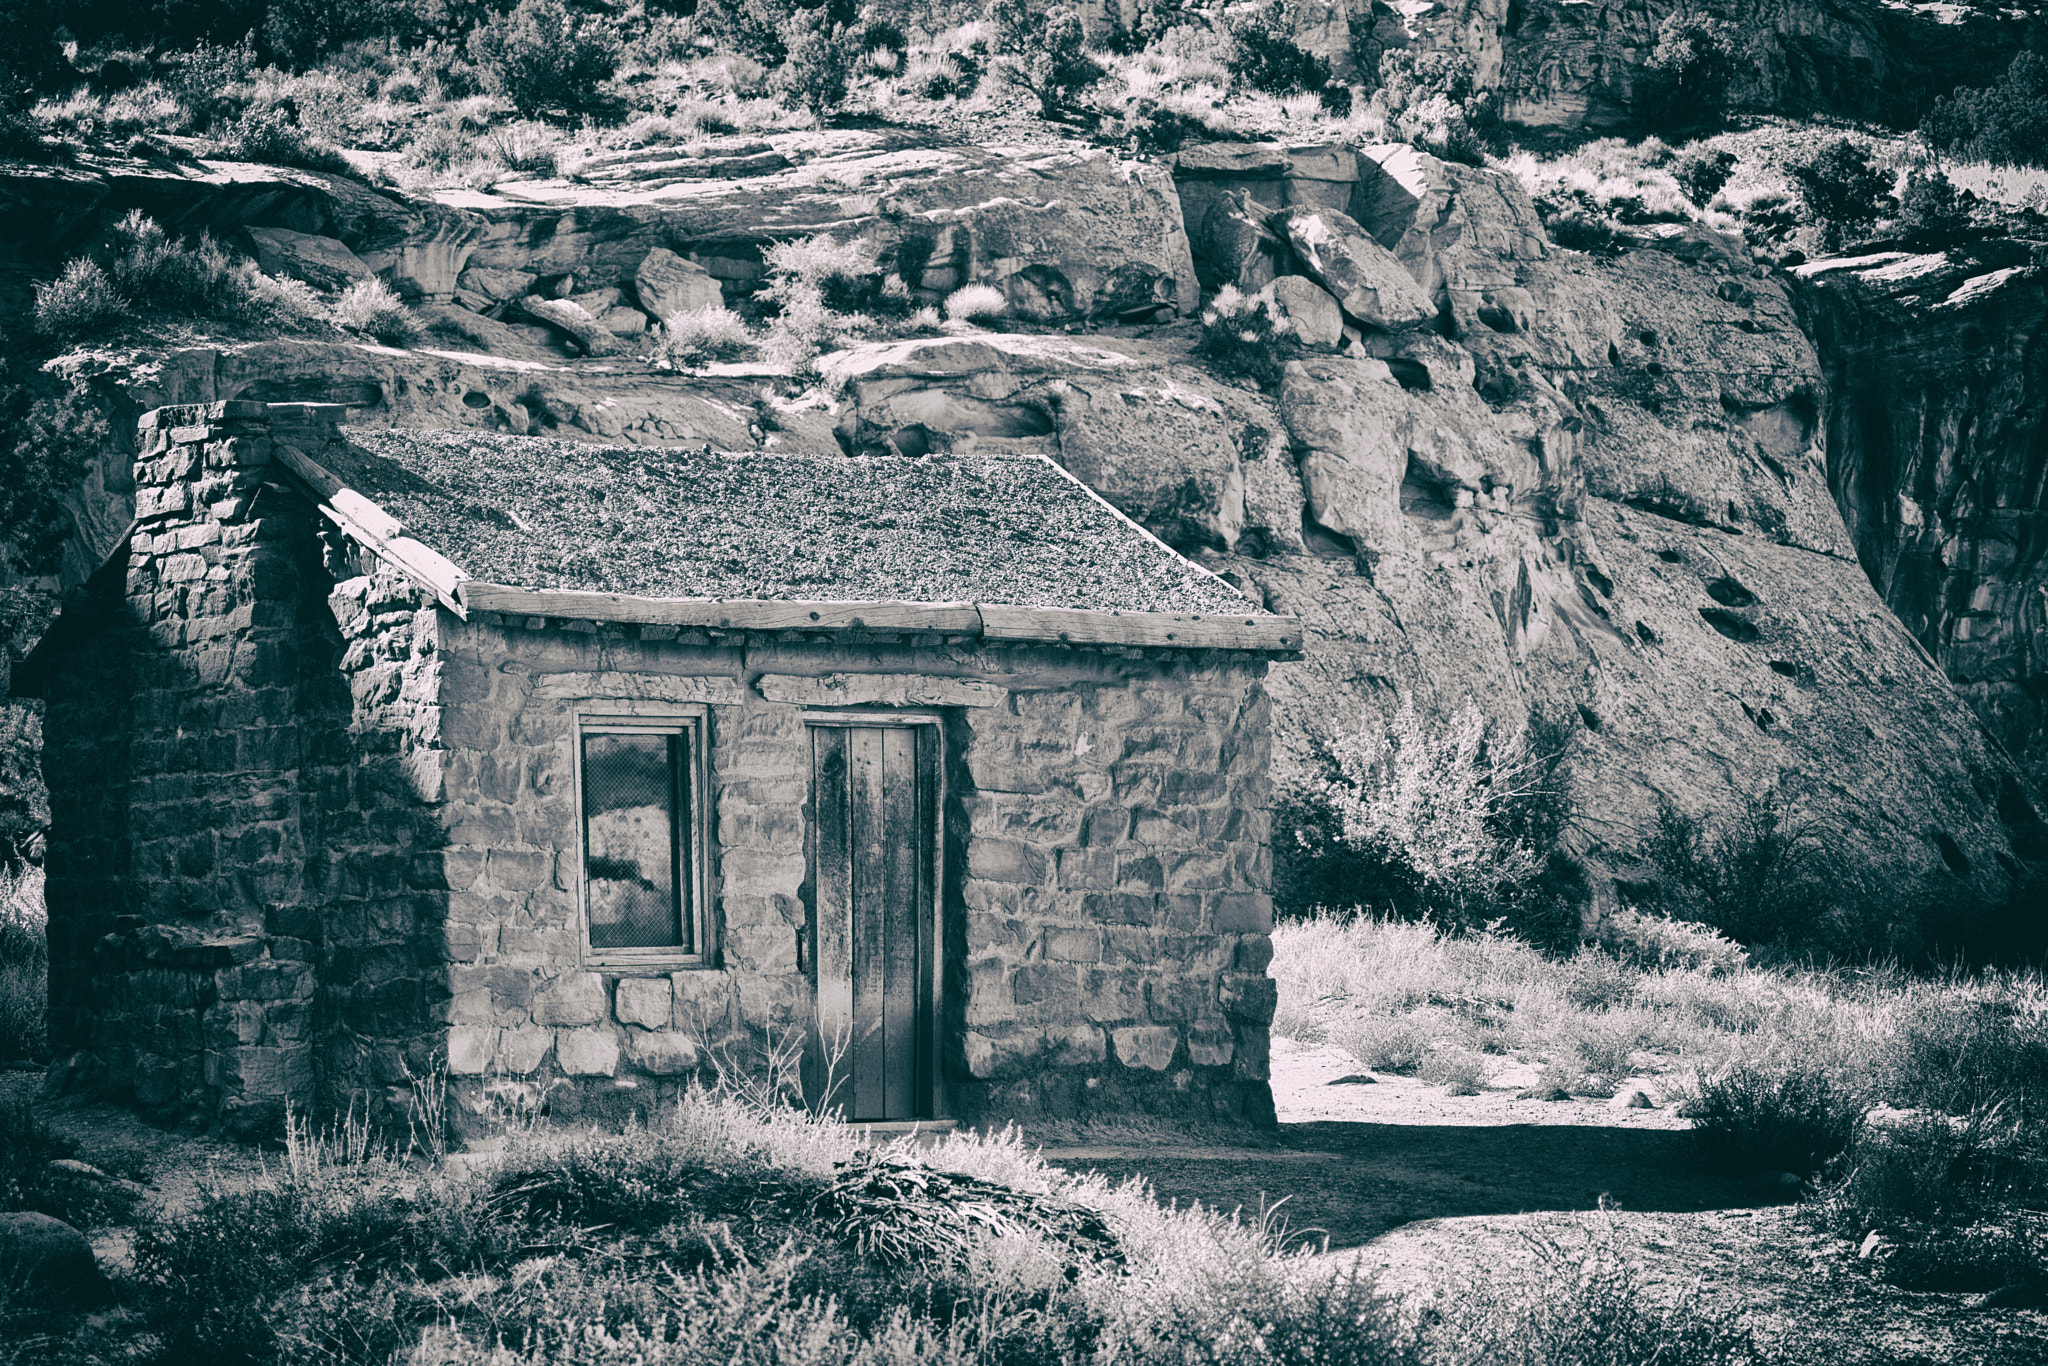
(800, 710, 946, 1121)
(573, 705, 714, 970)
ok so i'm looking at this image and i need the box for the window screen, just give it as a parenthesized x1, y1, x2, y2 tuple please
(581, 730, 692, 953)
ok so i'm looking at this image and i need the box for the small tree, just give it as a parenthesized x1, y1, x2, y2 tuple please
(1223, 0, 1330, 96)
(1895, 166, 1974, 247)
(1636, 15, 1738, 131)
(1921, 50, 2048, 169)
(1788, 138, 1891, 249)
(1671, 143, 1737, 207)
(988, 0, 1102, 118)
(468, 0, 623, 119)
(771, 6, 855, 114)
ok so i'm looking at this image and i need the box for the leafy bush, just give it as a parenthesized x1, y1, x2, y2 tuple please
(0, 864, 44, 1061)
(1788, 137, 1891, 249)
(1195, 283, 1292, 387)
(759, 233, 881, 371)
(1895, 166, 1974, 246)
(652, 305, 754, 370)
(1922, 50, 2048, 170)
(1223, 0, 1330, 96)
(1684, 1065, 1861, 1177)
(943, 283, 1007, 322)
(32, 258, 128, 337)
(468, 0, 623, 119)
(1274, 695, 1573, 939)
(0, 376, 104, 574)
(988, 0, 1102, 116)
(1376, 50, 1501, 164)
(214, 104, 352, 171)
(167, 35, 255, 134)
(1823, 1108, 2047, 1233)
(333, 278, 420, 345)
(1636, 15, 1737, 130)
(1672, 143, 1737, 206)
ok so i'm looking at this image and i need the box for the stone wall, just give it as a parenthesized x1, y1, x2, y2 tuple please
(42, 401, 337, 1135)
(434, 617, 1276, 1130)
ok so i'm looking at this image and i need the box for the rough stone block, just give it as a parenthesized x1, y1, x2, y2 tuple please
(448, 1026, 498, 1075)
(1111, 1025, 1178, 1071)
(614, 976, 673, 1028)
(968, 840, 1051, 885)
(1049, 1025, 1105, 1066)
(1043, 927, 1101, 963)
(556, 1026, 620, 1076)
(623, 1028, 698, 1074)
(1214, 893, 1273, 933)
(1188, 1028, 1235, 1067)
(533, 972, 608, 1027)
(963, 1026, 1045, 1079)
(497, 1028, 553, 1074)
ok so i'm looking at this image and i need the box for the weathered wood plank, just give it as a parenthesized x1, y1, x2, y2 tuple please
(849, 727, 887, 1121)
(273, 443, 344, 501)
(809, 727, 853, 1116)
(756, 673, 1003, 709)
(457, 585, 982, 634)
(916, 725, 939, 1113)
(881, 725, 920, 1120)
(977, 605, 1303, 651)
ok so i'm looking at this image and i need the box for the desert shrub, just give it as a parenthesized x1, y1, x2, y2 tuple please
(1788, 137, 1891, 249)
(652, 305, 754, 370)
(1873, 1222, 2048, 1294)
(1873, 993, 2048, 1118)
(1374, 49, 1501, 164)
(1641, 784, 1832, 949)
(943, 283, 1007, 322)
(1598, 908, 1748, 975)
(1922, 50, 2048, 170)
(214, 104, 352, 171)
(988, 0, 1102, 116)
(1672, 143, 1737, 206)
(333, 278, 420, 344)
(1275, 695, 1567, 938)
(0, 376, 105, 574)
(1195, 283, 1292, 387)
(1544, 207, 1620, 252)
(0, 864, 44, 1062)
(1823, 1108, 2047, 1233)
(1223, 0, 1329, 96)
(480, 119, 564, 176)
(772, 8, 855, 114)
(1684, 1065, 1861, 1177)
(32, 258, 128, 338)
(759, 233, 880, 371)
(1635, 15, 1737, 131)
(1895, 165, 1974, 246)
(167, 35, 255, 133)
(468, 0, 623, 119)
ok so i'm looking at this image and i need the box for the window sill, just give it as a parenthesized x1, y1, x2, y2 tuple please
(586, 952, 718, 974)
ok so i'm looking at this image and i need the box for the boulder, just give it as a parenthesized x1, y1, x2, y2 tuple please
(1276, 206, 1438, 331)
(634, 247, 723, 320)
(457, 265, 537, 306)
(0, 1212, 105, 1304)
(600, 307, 650, 336)
(1269, 275, 1344, 349)
(245, 226, 372, 292)
(508, 297, 623, 356)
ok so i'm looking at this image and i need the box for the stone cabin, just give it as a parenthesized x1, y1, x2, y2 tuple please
(20, 400, 1301, 1138)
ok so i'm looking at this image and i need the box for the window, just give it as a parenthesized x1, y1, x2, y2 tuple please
(578, 715, 708, 962)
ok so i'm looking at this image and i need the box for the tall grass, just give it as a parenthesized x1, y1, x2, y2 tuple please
(0, 864, 45, 1062)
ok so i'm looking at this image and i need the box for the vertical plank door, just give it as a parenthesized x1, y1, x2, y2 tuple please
(807, 723, 933, 1120)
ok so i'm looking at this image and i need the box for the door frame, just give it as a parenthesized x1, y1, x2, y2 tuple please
(799, 710, 946, 1121)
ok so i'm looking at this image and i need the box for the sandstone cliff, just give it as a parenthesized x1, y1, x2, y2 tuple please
(6, 133, 2041, 933)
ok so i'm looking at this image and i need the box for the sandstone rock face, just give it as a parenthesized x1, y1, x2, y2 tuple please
(1796, 245, 2048, 784)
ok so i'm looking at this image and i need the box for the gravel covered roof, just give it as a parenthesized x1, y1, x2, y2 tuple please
(325, 429, 1251, 614)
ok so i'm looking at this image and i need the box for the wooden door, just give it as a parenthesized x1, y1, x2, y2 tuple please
(805, 721, 938, 1120)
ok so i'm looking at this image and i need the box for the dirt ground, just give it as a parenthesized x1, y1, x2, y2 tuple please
(1037, 1039, 2048, 1365)
(12, 1045, 2048, 1363)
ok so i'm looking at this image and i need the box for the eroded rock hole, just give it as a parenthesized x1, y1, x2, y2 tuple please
(1933, 830, 1971, 875)
(1476, 303, 1520, 333)
(1576, 704, 1603, 732)
(1635, 621, 1661, 644)
(1657, 549, 1684, 563)
(1585, 565, 1614, 598)
(1301, 509, 1359, 559)
(1386, 358, 1433, 392)
(1740, 700, 1775, 731)
(1700, 607, 1760, 642)
(462, 390, 493, 409)
(1706, 576, 1758, 607)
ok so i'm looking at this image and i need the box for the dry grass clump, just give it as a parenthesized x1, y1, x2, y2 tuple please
(942, 283, 1008, 322)
(332, 278, 421, 346)
(651, 305, 755, 370)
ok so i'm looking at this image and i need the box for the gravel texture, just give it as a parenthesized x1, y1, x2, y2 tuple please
(330, 429, 1250, 613)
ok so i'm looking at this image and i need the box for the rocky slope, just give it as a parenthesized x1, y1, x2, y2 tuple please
(4, 130, 2041, 931)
